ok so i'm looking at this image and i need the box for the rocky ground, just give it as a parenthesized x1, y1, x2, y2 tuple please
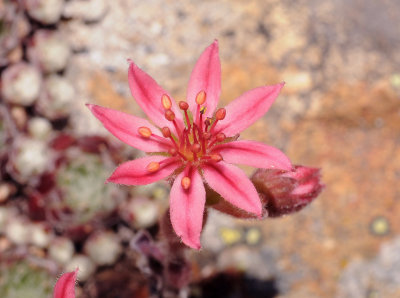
(1, 0, 400, 297)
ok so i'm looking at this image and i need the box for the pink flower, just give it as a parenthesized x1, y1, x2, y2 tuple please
(251, 165, 324, 217)
(53, 269, 77, 298)
(87, 40, 291, 249)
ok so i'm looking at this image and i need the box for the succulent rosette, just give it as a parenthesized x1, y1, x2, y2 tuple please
(27, 135, 126, 236)
(88, 40, 292, 249)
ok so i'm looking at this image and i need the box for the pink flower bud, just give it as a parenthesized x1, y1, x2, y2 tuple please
(251, 165, 324, 217)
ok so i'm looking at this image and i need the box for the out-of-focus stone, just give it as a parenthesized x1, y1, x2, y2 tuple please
(24, 0, 64, 25)
(5, 217, 30, 245)
(281, 69, 312, 94)
(1, 63, 42, 106)
(0, 2, 30, 66)
(84, 231, 122, 266)
(120, 197, 159, 228)
(10, 106, 28, 130)
(10, 137, 51, 183)
(0, 183, 16, 203)
(37, 75, 75, 120)
(49, 237, 75, 265)
(65, 254, 96, 281)
(28, 117, 52, 140)
(29, 224, 53, 248)
(28, 30, 71, 73)
(63, 0, 107, 22)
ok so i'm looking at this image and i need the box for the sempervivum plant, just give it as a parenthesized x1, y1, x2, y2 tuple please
(0, 260, 54, 298)
(28, 135, 127, 236)
(0, 1, 30, 66)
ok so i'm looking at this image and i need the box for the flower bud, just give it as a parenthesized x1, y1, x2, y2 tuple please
(251, 165, 324, 217)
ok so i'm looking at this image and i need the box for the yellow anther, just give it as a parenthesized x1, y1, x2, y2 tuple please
(138, 126, 152, 138)
(146, 161, 160, 172)
(161, 94, 172, 110)
(195, 90, 206, 105)
(181, 176, 191, 190)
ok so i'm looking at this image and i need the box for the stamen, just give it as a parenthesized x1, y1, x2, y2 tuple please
(162, 126, 179, 149)
(168, 147, 177, 156)
(165, 110, 175, 121)
(181, 176, 191, 190)
(161, 94, 172, 110)
(211, 153, 223, 162)
(162, 127, 171, 138)
(195, 91, 206, 105)
(203, 132, 211, 140)
(138, 126, 152, 138)
(191, 144, 201, 153)
(208, 132, 226, 148)
(146, 161, 160, 172)
(216, 132, 226, 142)
(210, 108, 226, 132)
(204, 118, 212, 131)
(179, 101, 189, 110)
(215, 108, 226, 120)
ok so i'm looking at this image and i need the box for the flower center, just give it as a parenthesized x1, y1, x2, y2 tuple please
(159, 91, 226, 164)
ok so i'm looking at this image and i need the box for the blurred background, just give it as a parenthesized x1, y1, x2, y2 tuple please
(1, 0, 400, 297)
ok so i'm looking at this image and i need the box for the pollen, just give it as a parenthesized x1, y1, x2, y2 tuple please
(146, 161, 160, 172)
(138, 126, 152, 138)
(181, 176, 191, 190)
(161, 94, 172, 110)
(195, 90, 206, 105)
(200, 106, 207, 114)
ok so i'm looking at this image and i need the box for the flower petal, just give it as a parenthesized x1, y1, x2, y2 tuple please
(128, 61, 183, 134)
(186, 40, 221, 117)
(214, 83, 284, 136)
(87, 104, 169, 152)
(53, 269, 77, 298)
(170, 168, 205, 249)
(213, 140, 292, 170)
(202, 161, 262, 216)
(107, 156, 181, 185)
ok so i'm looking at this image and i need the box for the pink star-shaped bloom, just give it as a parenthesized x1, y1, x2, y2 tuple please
(87, 40, 291, 249)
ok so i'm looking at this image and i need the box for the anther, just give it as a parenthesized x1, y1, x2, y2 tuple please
(161, 94, 172, 110)
(162, 127, 171, 138)
(200, 106, 207, 114)
(168, 147, 177, 156)
(146, 161, 160, 172)
(181, 176, 191, 190)
(216, 132, 226, 142)
(195, 90, 206, 105)
(165, 109, 175, 121)
(179, 101, 189, 110)
(215, 108, 226, 120)
(138, 126, 152, 138)
(205, 118, 212, 127)
(203, 132, 210, 140)
(211, 153, 223, 162)
(191, 143, 201, 153)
